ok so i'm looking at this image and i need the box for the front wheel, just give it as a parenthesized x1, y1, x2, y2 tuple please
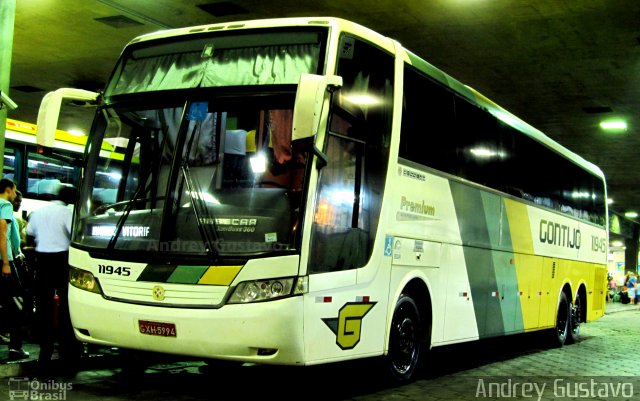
(386, 294, 422, 382)
(548, 291, 570, 347)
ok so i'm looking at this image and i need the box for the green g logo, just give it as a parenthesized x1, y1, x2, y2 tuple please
(323, 302, 376, 350)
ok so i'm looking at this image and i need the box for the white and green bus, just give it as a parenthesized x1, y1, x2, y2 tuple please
(37, 17, 608, 381)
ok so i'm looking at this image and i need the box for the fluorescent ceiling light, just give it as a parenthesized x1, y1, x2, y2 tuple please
(470, 148, 506, 158)
(599, 120, 627, 130)
(624, 211, 638, 218)
(607, 198, 614, 205)
(571, 191, 592, 199)
(105, 137, 129, 147)
(67, 129, 86, 137)
(343, 94, 380, 106)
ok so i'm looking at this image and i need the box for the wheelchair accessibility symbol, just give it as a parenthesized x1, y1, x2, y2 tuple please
(384, 235, 393, 256)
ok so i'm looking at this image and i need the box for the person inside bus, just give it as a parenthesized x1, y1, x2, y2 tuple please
(0, 178, 29, 360)
(223, 128, 248, 186)
(27, 186, 84, 372)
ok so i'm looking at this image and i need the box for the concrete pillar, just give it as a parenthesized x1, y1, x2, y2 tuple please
(625, 224, 639, 275)
(0, 0, 17, 174)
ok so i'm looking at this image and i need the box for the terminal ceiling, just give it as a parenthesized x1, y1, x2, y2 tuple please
(7, 0, 640, 225)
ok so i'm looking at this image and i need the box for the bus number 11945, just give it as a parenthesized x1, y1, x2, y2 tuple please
(98, 264, 132, 276)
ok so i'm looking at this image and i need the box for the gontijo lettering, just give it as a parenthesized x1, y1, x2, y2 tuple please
(539, 219, 581, 249)
(400, 196, 436, 216)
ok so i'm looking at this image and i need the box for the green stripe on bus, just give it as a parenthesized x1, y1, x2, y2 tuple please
(495, 197, 524, 333)
(481, 192, 524, 333)
(137, 264, 177, 282)
(450, 182, 504, 338)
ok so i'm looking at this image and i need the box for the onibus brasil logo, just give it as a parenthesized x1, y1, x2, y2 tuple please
(8, 377, 72, 400)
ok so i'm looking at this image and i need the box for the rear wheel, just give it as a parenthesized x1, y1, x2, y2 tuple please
(567, 294, 582, 344)
(386, 294, 422, 382)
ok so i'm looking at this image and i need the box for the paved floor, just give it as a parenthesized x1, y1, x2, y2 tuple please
(0, 301, 639, 400)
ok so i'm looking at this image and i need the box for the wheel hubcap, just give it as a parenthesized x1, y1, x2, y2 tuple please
(557, 302, 568, 339)
(393, 315, 417, 374)
(571, 300, 581, 335)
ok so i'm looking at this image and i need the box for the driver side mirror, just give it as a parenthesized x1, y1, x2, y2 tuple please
(36, 88, 99, 148)
(291, 74, 342, 141)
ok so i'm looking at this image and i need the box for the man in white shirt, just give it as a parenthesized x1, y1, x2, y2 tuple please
(27, 186, 82, 371)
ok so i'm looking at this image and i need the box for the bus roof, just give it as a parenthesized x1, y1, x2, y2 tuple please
(122, 16, 603, 182)
(125, 17, 393, 49)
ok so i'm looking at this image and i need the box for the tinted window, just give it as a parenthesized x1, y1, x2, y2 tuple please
(400, 66, 456, 173)
(309, 36, 394, 273)
(400, 63, 606, 226)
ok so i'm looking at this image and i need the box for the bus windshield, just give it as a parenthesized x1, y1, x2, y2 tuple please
(73, 97, 311, 260)
(105, 29, 323, 96)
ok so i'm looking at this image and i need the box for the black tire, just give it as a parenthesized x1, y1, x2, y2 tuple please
(566, 293, 582, 344)
(386, 294, 422, 382)
(549, 291, 570, 347)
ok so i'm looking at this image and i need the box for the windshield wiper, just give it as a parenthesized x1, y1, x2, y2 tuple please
(180, 164, 219, 259)
(106, 172, 152, 251)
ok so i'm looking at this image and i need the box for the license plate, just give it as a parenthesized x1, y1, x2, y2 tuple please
(138, 320, 177, 337)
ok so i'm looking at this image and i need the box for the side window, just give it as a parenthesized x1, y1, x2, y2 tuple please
(2, 146, 17, 182)
(309, 36, 393, 273)
(454, 97, 507, 187)
(400, 65, 606, 226)
(399, 66, 457, 173)
(26, 149, 80, 200)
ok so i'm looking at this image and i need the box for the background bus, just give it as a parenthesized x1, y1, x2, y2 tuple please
(36, 17, 608, 382)
(3, 118, 123, 217)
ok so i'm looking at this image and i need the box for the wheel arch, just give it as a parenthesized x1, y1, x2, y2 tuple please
(576, 283, 587, 323)
(386, 273, 433, 352)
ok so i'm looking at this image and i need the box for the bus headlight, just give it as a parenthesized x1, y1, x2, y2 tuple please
(69, 266, 103, 294)
(228, 276, 307, 304)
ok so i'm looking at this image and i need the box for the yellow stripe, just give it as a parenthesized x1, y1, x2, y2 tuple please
(7, 118, 117, 151)
(504, 199, 541, 329)
(503, 199, 533, 254)
(197, 265, 242, 285)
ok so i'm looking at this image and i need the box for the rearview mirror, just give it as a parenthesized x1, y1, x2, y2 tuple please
(292, 74, 342, 141)
(36, 88, 99, 147)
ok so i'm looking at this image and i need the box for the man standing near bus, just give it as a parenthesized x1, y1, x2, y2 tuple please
(27, 186, 83, 372)
(0, 178, 29, 360)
